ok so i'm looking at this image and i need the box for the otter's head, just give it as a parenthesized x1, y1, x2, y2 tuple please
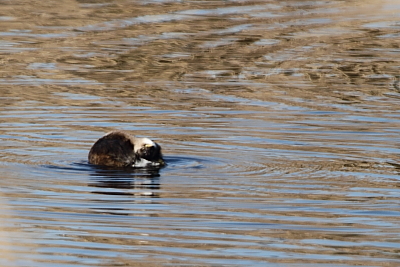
(134, 138, 165, 167)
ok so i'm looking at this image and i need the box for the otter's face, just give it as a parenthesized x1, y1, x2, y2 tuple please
(135, 138, 165, 166)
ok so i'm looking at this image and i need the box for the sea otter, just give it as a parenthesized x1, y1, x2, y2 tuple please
(88, 131, 165, 168)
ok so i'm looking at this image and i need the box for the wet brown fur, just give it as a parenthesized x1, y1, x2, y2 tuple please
(88, 131, 136, 167)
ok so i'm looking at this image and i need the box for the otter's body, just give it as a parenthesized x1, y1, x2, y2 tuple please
(88, 131, 165, 168)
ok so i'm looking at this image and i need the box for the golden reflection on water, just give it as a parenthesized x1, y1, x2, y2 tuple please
(1, 0, 400, 266)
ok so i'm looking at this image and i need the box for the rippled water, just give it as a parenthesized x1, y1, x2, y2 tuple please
(1, 0, 400, 266)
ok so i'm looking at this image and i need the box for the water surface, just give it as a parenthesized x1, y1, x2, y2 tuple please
(1, 0, 400, 266)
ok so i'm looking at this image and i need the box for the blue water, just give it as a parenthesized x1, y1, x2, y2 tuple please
(1, 0, 400, 266)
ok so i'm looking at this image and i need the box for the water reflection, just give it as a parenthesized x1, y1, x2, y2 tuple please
(89, 166, 161, 197)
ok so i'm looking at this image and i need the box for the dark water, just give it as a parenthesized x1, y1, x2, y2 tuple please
(1, 0, 400, 266)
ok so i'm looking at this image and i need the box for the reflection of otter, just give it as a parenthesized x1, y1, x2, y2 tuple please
(88, 131, 165, 168)
(89, 166, 162, 198)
